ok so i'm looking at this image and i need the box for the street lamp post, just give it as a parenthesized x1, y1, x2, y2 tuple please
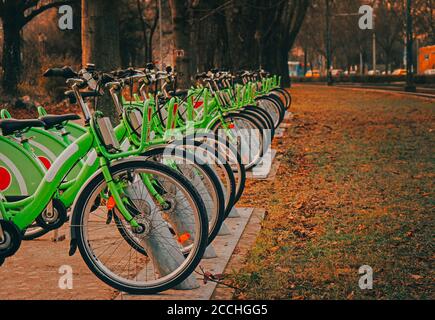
(325, 0, 333, 85)
(372, 33, 377, 74)
(405, 0, 416, 92)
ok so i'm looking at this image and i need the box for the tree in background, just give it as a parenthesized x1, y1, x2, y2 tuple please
(82, 0, 121, 119)
(255, 0, 310, 87)
(118, 0, 160, 67)
(191, 0, 231, 73)
(294, 0, 430, 75)
(136, 0, 159, 64)
(170, 0, 310, 88)
(414, 0, 434, 46)
(0, 0, 74, 94)
(374, 0, 405, 74)
(168, 0, 197, 88)
(222, 0, 310, 86)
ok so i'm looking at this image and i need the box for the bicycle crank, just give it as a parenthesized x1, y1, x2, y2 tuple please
(0, 220, 22, 259)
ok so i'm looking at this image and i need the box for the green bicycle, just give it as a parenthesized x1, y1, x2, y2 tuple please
(0, 66, 210, 294)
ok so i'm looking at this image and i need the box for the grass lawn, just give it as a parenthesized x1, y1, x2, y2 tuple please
(233, 85, 434, 300)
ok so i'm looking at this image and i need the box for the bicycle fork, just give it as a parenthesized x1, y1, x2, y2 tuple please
(99, 159, 140, 230)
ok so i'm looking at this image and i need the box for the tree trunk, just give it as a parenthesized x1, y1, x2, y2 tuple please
(136, 0, 149, 64)
(385, 51, 390, 74)
(82, 0, 121, 119)
(264, 43, 290, 87)
(2, 16, 22, 94)
(224, 1, 258, 71)
(278, 48, 291, 87)
(168, 0, 191, 89)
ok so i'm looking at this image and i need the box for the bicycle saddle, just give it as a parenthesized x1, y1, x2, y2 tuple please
(39, 114, 81, 129)
(0, 119, 45, 136)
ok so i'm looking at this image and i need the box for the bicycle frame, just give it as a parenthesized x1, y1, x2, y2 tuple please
(1, 69, 277, 234)
(0, 116, 155, 231)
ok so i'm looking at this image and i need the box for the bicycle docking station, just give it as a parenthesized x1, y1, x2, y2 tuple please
(117, 207, 265, 300)
(275, 112, 293, 138)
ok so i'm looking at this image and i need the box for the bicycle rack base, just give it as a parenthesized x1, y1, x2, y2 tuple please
(227, 207, 240, 218)
(284, 111, 294, 122)
(116, 207, 265, 300)
(203, 245, 217, 259)
(217, 221, 232, 236)
(246, 149, 279, 180)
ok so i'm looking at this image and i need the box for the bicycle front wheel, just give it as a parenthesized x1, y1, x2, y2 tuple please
(71, 159, 208, 294)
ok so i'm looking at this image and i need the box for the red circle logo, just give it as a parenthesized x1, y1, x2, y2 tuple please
(38, 156, 52, 169)
(0, 166, 12, 191)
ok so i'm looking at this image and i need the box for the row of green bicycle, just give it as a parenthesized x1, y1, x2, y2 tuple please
(0, 63, 291, 294)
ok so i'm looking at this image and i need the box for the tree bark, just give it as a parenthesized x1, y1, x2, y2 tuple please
(82, 0, 121, 120)
(168, 0, 192, 89)
(224, 0, 258, 71)
(2, 15, 22, 94)
(0, 0, 74, 94)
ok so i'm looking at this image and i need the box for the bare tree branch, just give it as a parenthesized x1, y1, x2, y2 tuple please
(23, 0, 74, 26)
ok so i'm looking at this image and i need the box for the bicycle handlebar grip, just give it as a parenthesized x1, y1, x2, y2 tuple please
(44, 66, 77, 78)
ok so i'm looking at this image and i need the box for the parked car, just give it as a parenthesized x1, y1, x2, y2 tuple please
(343, 70, 357, 76)
(368, 70, 381, 75)
(305, 70, 321, 78)
(392, 69, 407, 76)
(331, 69, 344, 77)
(423, 69, 435, 75)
